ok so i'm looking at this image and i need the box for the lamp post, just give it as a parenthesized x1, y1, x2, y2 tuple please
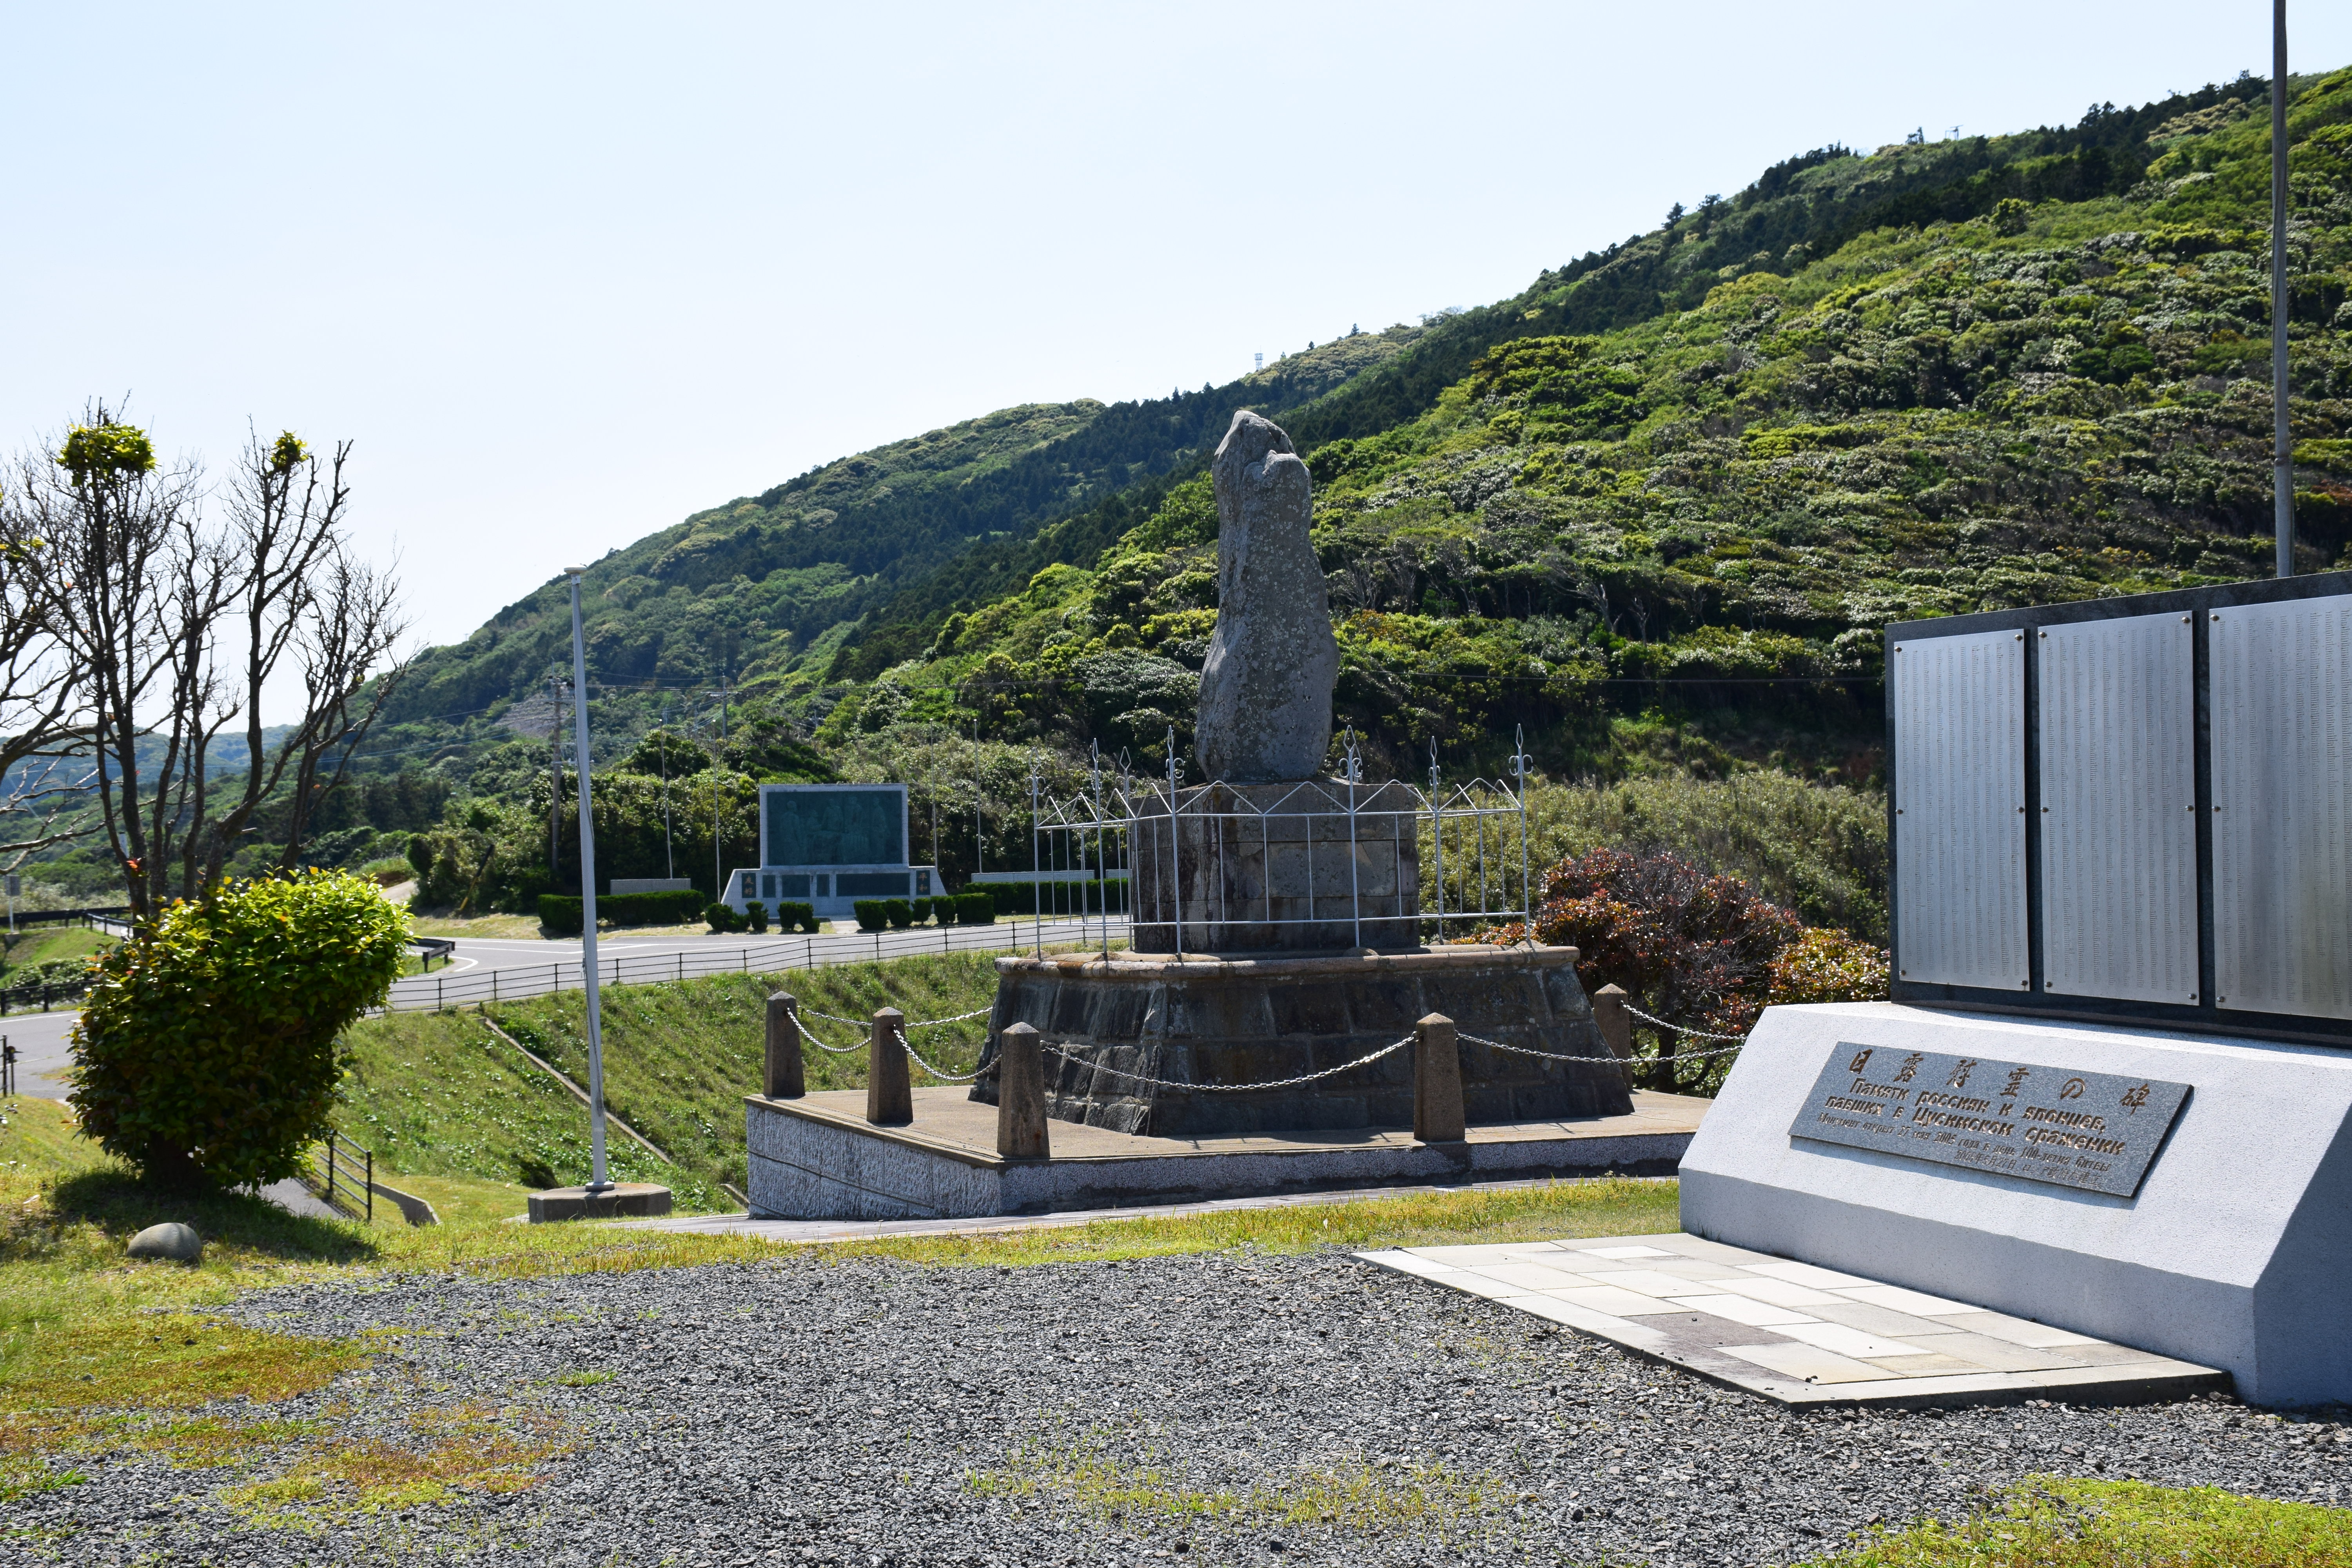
(566, 566, 612, 1196)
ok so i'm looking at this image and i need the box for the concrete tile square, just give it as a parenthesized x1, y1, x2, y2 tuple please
(1938, 1311, 2102, 1348)
(1860, 1353, 1992, 1377)
(1358, 1250, 1456, 1280)
(1835, 1284, 1980, 1316)
(1657, 1293, 1822, 1328)
(1773, 1321, 1924, 1359)
(1564, 1268, 1716, 1298)
(1802, 1301, 1959, 1339)
(1572, 1245, 1675, 1259)
(1439, 1272, 1538, 1301)
(1717, 1343, 1891, 1384)
(1476, 1261, 1598, 1292)
(1548, 1285, 1691, 1318)
(1739, 1261, 1879, 1289)
(1896, 1332, 2092, 1374)
(1694, 1276, 1846, 1308)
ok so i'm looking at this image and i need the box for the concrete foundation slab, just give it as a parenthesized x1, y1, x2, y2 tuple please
(1359, 1230, 2228, 1408)
(745, 1085, 1706, 1220)
(528, 1182, 674, 1223)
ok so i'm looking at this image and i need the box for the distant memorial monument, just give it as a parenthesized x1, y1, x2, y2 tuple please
(969, 410, 1630, 1136)
(1684, 572, 2352, 1406)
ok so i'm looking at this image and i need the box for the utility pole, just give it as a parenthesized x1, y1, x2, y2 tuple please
(564, 567, 612, 1196)
(659, 701, 674, 880)
(2273, 0, 2296, 579)
(547, 670, 564, 887)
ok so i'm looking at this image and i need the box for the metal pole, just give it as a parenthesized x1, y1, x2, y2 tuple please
(567, 568, 613, 1194)
(2274, 0, 2296, 579)
(1345, 729, 1362, 950)
(1428, 741, 1445, 943)
(1031, 753, 1043, 959)
(548, 673, 563, 886)
(1166, 727, 1182, 960)
(1514, 725, 1534, 942)
(661, 702, 673, 880)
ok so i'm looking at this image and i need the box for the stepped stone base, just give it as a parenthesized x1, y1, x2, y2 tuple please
(968, 944, 1630, 1138)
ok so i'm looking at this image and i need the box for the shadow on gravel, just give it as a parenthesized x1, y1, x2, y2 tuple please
(17, 1169, 381, 1265)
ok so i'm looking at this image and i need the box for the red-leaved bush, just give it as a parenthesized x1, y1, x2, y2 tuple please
(1489, 845, 1802, 1092)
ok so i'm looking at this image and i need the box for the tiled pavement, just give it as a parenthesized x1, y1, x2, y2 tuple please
(1359, 1230, 2228, 1407)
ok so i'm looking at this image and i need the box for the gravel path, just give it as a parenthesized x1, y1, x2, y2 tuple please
(4, 1250, 2338, 1566)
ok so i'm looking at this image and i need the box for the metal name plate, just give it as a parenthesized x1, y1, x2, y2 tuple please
(1789, 1044, 2190, 1198)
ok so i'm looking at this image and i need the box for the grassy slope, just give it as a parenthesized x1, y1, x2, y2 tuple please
(334, 949, 1001, 1206)
(815, 68, 2352, 786)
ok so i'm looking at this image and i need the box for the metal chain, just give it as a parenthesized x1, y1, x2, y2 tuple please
(894, 1028, 997, 1083)
(1040, 1034, 1413, 1094)
(794, 1019, 864, 1055)
(1458, 1030, 1746, 1064)
(905, 1008, 991, 1029)
(1621, 1004, 1750, 1043)
(801, 1007, 874, 1029)
(804, 1004, 990, 1031)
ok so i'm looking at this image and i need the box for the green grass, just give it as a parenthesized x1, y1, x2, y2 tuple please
(458, 949, 1001, 1195)
(1806, 1476, 2352, 1567)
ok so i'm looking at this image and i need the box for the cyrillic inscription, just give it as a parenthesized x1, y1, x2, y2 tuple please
(1788, 1044, 2189, 1197)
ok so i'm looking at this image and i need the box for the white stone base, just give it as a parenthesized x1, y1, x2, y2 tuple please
(1680, 1003, 2352, 1408)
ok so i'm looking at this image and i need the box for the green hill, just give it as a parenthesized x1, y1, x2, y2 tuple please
(219, 65, 2352, 922)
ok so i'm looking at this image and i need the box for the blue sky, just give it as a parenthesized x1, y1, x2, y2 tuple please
(4, 2, 2343, 653)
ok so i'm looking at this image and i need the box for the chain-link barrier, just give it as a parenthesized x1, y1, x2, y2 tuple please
(1458, 1029, 1747, 1064)
(1621, 1004, 1751, 1043)
(893, 1028, 998, 1083)
(1039, 1033, 1414, 1094)
(793, 1018, 866, 1055)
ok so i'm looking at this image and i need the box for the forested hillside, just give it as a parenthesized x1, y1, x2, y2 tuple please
(181, 65, 2352, 921)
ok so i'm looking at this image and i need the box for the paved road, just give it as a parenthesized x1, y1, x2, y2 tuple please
(381, 914, 1128, 1011)
(3, 1010, 78, 1100)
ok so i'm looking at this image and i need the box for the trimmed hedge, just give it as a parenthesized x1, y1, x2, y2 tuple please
(954, 891, 996, 926)
(778, 900, 818, 933)
(538, 888, 709, 935)
(984, 879, 1129, 915)
(852, 899, 888, 933)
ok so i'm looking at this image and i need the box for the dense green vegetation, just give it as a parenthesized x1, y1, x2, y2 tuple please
(92, 65, 2349, 938)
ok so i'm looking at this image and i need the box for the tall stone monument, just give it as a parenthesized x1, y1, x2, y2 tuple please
(1196, 411, 1340, 783)
(968, 408, 1631, 1138)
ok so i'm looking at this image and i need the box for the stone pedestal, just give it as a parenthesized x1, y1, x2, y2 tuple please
(1128, 778, 1420, 953)
(527, 1183, 673, 1223)
(969, 944, 1630, 1138)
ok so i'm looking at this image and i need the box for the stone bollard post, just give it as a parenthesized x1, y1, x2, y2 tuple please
(1414, 1012, 1466, 1144)
(764, 992, 804, 1100)
(1591, 984, 1636, 1087)
(866, 1007, 912, 1125)
(996, 1023, 1051, 1160)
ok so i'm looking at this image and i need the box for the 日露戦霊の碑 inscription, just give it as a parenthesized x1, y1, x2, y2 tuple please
(1789, 1044, 2189, 1198)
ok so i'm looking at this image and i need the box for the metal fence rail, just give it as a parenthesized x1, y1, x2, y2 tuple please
(378, 916, 1129, 1013)
(302, 1129, 373, 1222)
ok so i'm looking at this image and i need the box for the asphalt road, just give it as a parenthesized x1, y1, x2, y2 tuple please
(381, 914, 1125, 1012)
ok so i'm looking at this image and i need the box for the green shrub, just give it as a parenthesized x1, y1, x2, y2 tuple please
(69, 871, 410, 1188)
(1766, 927, 1890, 1005)
(745, 900, 769, 933)
(883, 898, 913, 929)
(955, 891, 996, 926)
(853, 900, 888, 933)
(777, 900, 818, 933)
(910, 897, 932, 925)
(541, 889, 709, 934)
(705, 902, 743, 934)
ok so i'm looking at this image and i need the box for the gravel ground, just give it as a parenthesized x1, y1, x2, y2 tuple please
(3, 1250, 2341, 1567)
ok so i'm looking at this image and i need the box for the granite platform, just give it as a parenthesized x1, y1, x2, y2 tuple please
(1359, 1231, 2227, 1408)
(744, 1085, 1707, 1221)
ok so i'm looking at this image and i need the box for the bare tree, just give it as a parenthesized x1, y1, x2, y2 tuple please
(18, 408, 408, 921)
(0, 440, 100, 867)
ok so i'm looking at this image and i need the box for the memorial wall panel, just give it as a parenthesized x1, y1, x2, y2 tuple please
(2036, 612, 2198, 1005)
(1892, 629, 2027, 991)
(2212, 597, 2352, 1020)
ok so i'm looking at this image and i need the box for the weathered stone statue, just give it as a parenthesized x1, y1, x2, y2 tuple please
(1196, 411, 1339, 784)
